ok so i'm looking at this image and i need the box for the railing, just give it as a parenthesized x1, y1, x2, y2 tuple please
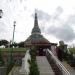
(46, 49, 71, 75)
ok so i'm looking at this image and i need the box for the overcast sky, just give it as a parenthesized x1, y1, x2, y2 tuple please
(0, 0, 75, 46)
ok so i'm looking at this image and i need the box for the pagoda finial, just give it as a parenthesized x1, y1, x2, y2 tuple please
(31, 11, 41, 34)
(34, 9, 38, 26)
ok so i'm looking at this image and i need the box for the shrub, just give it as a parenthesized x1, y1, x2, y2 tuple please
(29, 46, 40, 75)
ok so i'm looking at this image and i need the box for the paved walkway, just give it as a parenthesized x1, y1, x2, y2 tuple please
(62, 61, 75, 75)
(36, 56, 55, 75)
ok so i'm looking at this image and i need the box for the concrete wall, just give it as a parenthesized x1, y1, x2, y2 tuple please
(2, 51, 25, 65)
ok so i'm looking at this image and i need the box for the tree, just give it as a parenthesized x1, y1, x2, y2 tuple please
(10, 42, 18, 48)
(13, 42, 18, 47)
(0, 39, 9, 46)
(18, 41, 24, 48)
(57, 41, 65, 61)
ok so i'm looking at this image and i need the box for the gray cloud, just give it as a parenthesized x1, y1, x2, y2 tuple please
(47, 25, 75, 42)
(67, 15, 75, 25)
(32, 9, 51, 21)
(45, 7, 75, 42)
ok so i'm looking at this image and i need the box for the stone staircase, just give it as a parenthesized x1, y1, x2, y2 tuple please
(36, 56, 55, 75)
(9, 56, 75, 75)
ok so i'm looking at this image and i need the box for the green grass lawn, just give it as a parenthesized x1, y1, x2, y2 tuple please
(0, 48, 29, 52)
(68, 48, 75, 54)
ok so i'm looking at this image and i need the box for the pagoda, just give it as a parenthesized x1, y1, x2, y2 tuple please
(24, 12, 57, 55)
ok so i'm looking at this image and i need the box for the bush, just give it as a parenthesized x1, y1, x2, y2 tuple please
(66, 52, 75, 67)
(29, 47, 40, 75)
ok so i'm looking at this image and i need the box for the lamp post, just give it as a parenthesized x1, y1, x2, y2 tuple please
(9, 21, 16, 65)
(12, 21, 16, 46)
(12, 21, 16, 62)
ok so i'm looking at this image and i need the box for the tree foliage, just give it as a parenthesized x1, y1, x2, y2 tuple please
(0, 39, 9, 46)
(18, 41, 24, 48)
